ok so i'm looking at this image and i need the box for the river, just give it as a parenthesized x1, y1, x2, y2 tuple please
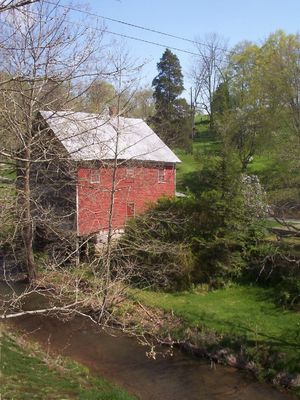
(1, 281, 297, 400)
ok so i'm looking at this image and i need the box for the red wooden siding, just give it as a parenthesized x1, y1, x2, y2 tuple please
(77, 164, 175, 236)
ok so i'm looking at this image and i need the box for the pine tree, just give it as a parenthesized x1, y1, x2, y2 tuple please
(151, 49, 191, 149)
(153, 49, 184, 106)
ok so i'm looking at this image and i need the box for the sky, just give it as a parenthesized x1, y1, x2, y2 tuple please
(69, 0, 300, 94)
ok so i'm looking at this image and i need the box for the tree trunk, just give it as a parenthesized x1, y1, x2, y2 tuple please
(21, 143, 37, 283)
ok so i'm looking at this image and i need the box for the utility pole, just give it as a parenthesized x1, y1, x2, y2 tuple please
(190, 87, 195, 139)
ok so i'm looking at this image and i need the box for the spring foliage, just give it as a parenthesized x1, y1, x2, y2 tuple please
(119, 154, 268, 290)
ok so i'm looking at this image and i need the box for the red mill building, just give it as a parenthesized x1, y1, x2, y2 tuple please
(34, 110, 181, 241)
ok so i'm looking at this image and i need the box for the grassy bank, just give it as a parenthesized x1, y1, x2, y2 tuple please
(175, 115, 215, 191)
(0, 325, 136, 400)
(133, 285, 300, 385)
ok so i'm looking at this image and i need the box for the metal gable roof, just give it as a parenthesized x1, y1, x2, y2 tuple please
(40, 111, 181, 164)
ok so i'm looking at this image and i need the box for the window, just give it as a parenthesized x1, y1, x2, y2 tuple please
(126, 202, 135, 218)
(158, 167, 166, 183)
(126, 167, 135, 181)
(90, 169, 100, 183)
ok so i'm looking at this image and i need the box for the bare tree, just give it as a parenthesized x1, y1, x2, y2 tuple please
(190, 33, 228, 130)
(0, 0, 107, 282)
(0, 0, 38, 13)
(0, 14, 177, 330)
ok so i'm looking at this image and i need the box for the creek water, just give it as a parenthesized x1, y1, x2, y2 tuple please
(1, 282, 297, 400)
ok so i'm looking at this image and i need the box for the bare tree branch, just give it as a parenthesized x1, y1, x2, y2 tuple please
(0, 0, 38, 13)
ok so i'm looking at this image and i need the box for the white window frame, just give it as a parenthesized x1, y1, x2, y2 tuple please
(158, 167, 166, 183)
(126, 202, 135, 218)
(126, 167, 135, 180)
(90, 169, 100, 184)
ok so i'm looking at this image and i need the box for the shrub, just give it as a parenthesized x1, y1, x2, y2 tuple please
(116, 198, 195, 290)
(245, 242, 300, 308)
(118, 189, 264, 290)
(117, 153, 268, 291)
(191, 237, 246, 287)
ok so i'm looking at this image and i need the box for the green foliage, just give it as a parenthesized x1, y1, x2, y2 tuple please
(120, 151, 265, 289)
(191, 237, 246, 287)
(211, 81, 232, 117)
(124, 30, 300, 303)
(128, 87, 155, 120)
(117, 198, 195, 290)
(84, 80, 117, 113)
(152, 48, 184, 104)
(0, 163, 17, 248)
(245, 242, 300, 308)
(175, 116, 221, 192)
(277, 278, 300, 308)
(224, 31, 300, 203)
(151, 49, 191, 149)
(187, 155, 266, 285)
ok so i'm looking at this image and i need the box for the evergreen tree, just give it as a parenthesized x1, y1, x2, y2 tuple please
(153, 49, 184, 106)
(151, 49, 191, 149)
(211, 81, 232, 117)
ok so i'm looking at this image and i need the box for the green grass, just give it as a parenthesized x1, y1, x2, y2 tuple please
(193, 138, 220, 153)
(0, 328, 136, 400)
(175, 115, 220, 191)
(248, 155, 276, 174)
(134, 285, 300, 374)
(175, 148, 201, 177)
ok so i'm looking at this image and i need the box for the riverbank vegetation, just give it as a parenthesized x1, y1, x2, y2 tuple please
(133, 285, 300, 383)
(112, 193, 299, 389)
(19, 261, 297, 394)
(0, 325, 136, 400)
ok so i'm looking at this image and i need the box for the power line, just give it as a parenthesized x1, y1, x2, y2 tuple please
(48, 1, 198, 45)
(14, 2, 231, 63)
(35, 2, 200, 56)
(105, 30, 199, 56)
(44, 0, 230, 55)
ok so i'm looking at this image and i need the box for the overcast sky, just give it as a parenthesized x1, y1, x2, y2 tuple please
(71, 0, 300, 94)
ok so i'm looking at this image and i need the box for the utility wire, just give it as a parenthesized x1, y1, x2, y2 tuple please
(44, 0, 231, 55)
(105, 29, 199, 56)
(31, 2, 201, 56)
(14, 2, 231, 62)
